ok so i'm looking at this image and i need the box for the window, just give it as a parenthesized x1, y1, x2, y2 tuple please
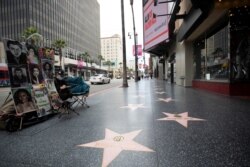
(194, 25, 229, 80)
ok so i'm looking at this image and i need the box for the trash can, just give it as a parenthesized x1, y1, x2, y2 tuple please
(180, 76, 185, 86)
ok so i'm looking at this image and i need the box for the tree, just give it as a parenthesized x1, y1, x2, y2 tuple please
(22, 26, 42, 45)
(82, 52, 91, 67)
(52, 39, 67, 68)
(106, 60, 112, 71)
(98, 55, 104, 69)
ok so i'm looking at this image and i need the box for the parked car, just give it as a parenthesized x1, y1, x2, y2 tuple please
(89, 74, 111, 84)
(116, 75, 122, 79)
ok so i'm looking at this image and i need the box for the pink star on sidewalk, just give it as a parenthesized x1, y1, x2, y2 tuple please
(120, 103, 147, 111)
(157, 112, 205, 128)
(77, 129, 154, 167)
(157, 97, 174, 103)
(155, 91, 166, 94)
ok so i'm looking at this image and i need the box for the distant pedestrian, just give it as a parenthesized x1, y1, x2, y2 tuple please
(150, 73, 153, 79)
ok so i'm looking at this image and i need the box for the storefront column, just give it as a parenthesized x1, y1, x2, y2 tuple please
(176, 41, 194, 87)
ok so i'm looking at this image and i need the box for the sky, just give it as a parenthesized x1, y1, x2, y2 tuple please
(97, 0, 148, 64)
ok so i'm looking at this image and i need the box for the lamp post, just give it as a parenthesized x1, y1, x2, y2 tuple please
(130, 0, 138, 82)
(121, 0, 128, 87)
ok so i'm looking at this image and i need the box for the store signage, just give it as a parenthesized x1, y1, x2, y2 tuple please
(143, 0, 170, 51)
(132, 45, 142, 56)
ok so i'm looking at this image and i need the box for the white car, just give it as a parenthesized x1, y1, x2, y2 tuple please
(89, 74, 111, 84)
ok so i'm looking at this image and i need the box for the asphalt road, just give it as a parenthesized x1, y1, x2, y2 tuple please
(0, 78, 133, 106)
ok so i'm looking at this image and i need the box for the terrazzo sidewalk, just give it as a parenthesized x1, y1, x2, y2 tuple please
(0, 79, 250, 167)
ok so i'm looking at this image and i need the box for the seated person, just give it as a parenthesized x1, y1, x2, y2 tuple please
(65, 76, 90, 94)
(54, 70, 72, 101)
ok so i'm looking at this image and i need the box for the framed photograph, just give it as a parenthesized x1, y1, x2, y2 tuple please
(45, 79, 57, 92)
(4, 39, 27, 65)
(48, 91, 61, 111)
(28, 64, 44, 85)
(33, 88, 52, 117)
(26, 45, 39, 64)
(41, 59, 54, 79)
(9, 65, 30, 87)
(38, 47, 55, 60)
(12, 88, 37, 115)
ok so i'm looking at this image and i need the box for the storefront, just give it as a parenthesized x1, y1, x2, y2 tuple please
(143, 0, 249, 96)
(192, 4, 250, 95)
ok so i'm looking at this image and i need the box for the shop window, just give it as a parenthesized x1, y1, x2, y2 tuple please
(194, 25, 229, 80)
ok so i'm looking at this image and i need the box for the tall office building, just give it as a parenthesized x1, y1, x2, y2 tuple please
(0, 0, 100, 63)
(101, 34, 122, 69)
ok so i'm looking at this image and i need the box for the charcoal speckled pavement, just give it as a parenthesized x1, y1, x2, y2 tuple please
(0, 80, 250, 167)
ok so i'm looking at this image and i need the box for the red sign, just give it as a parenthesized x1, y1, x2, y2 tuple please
(132, 45, 142, 56)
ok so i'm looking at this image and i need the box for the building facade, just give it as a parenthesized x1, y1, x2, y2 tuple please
(0, 0, 100, 65)
(101, 34, 122, 77)
(143, 0, 250, 96)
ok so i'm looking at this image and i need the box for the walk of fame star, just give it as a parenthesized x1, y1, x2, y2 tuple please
(132, 95, 145, 98)
(77, 129, 154, 167)
(157, 97, 174, 103)
(120, 103, 147, 111)
(155, 91, 166, 94)
(157, 112, 205, 128)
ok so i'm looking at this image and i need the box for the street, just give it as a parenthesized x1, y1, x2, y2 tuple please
(0, 78, 132, 106)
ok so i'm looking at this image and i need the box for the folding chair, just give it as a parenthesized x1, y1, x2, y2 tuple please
(72, 91, 90, 108)
(57, 98, 79, 118)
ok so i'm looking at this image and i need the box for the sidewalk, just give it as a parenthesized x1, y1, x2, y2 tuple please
(0, 79, 250, 167)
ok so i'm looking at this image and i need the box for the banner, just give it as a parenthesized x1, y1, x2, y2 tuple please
(132, 45, 143, 56)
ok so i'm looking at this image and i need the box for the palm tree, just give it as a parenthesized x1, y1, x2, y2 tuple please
(106, 60, 112, 71)
(22, 26, 42, 45)
(90, 59, 94, 66)
(98, 55, 104, 69)
(52, 39, 67, 67)
(82, 52, 91, 67)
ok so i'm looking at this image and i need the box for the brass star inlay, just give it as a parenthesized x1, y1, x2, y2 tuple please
(120, 103, 147, 111)
(157, 112, 205, 128)
(77, 129, 154, 167)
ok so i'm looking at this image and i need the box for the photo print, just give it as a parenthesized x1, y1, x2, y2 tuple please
(49, 91, 60, 110)
(45, 79, 57, 92)
(4, 39, 27, 65)
(42, 59, 54, 79)
(26, 44, 39, 64)
(12, 88, 37, 115)
(9, 64, 31, 87)
(38, 47, 55, 60)
(28, 64, 44, 85)
(33, 88, 51, 117)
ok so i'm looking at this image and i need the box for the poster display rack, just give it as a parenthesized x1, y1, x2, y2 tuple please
(0, 39, 61, 131)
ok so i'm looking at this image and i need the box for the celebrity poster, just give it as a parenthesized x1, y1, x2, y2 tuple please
(9, 65, 31, 87)
(28, 64, 44, 85)
(5, 39, 27, 65)
(33, 88, 51, 117)
(49, 91, 61, 110)
(12, 88, 37, 115)
(38, 47, 55, 60)
(45, 79, 57, 92)
(26, 45, 39, 64)
(41, 59, 54, 79)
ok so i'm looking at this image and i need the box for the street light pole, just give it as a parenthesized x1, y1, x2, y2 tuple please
(121, 0, 128, 87)
(130, 0, 138, 82)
